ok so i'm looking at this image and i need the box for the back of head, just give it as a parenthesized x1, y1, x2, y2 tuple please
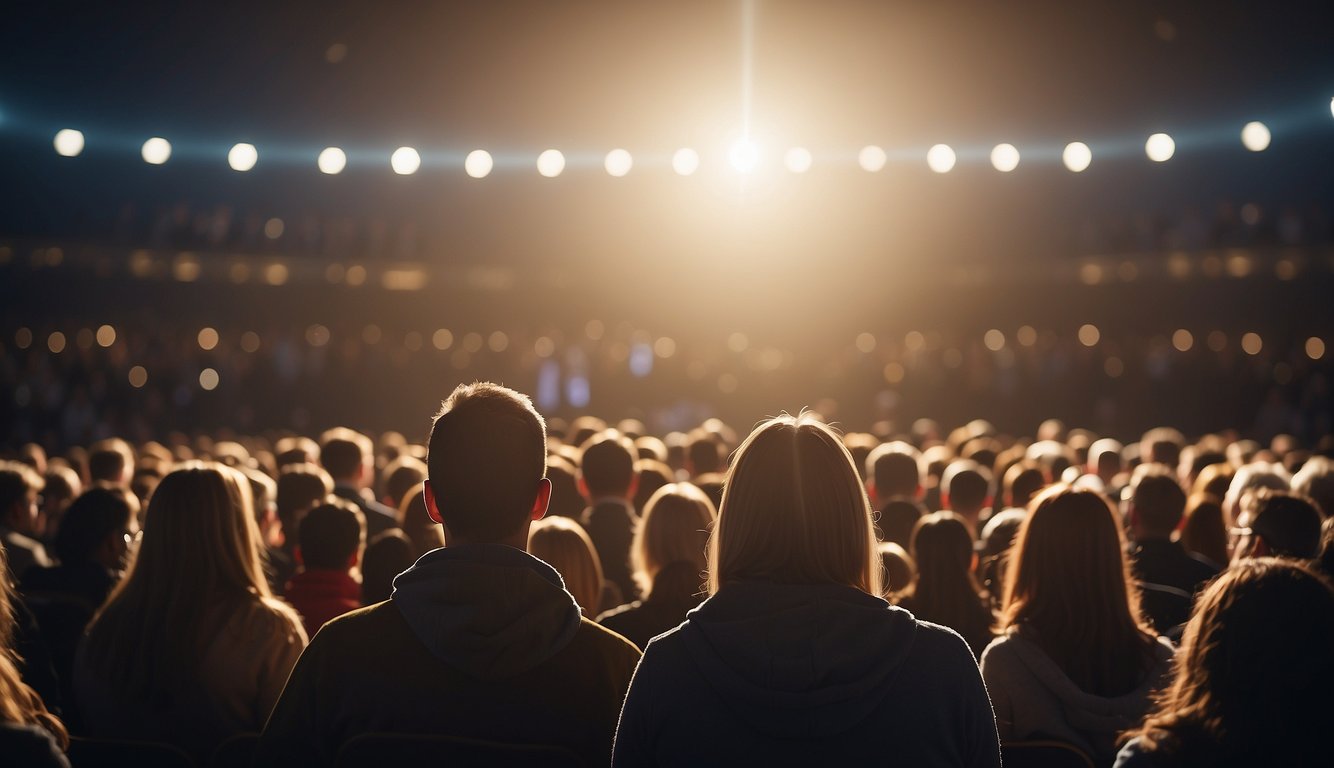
(578, 430, 636, 500)
(88, 438, 134, 486)
(427, 382, 547, 543)
(1140, 427, 1186, 468)
(1292, 456, 1334, 518)
(878, 542, 915, 597)
(632, 483, 716, 598)
(632, 459, 674, 514)
(686, 428, 725, 476)
(298, 503, 366, 571)
(1224, 462, 1290, 520)
(867, 441, 922, 500)
(1003, 461, 1047, 509)
(942, 460, 992, 515)
(1133, 559, 1334, 763)
(0, 461, 42, 530)
(1245, 490, 1322, 560)
(397, 485, 445, 558)
(320, 428, 372, 484)
(543, 455, 584, 519)
(907, 511, 982, 623)
(878, 499, 925, 548)
(53, 486, 136, 564)
(1003, 485, 1152, 696)
(381, 455, 427, 510)
(276, 462, 334, 535)
(710, 413, 880, 596)
(528, 517, 603, 616)
(1127, 463, 1188, 539)
(361, 530, 415, 605)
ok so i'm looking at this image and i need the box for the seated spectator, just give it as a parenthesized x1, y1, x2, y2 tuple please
(543, 455, 584, 519)
(1001, 460, 1046, 511)
(897, 512, 995, 657)
(529, 516, 619, 617)
(0, 546, 69, 768)
(38, 466, 81, 545)
(941, 459, 993, 536)
(86, 439, 134, 488)
(270, 462, 334, 594)
(1180, 494, 1229, 569)
(1122, 465, 1219, 597)
(256, 383, 640, 767)
(865, 441, 923, 506)
(1230, 489, 1322, 562)
(632, 459, 673, 515)
(397, 485, 445, 559)
(598, 483, 715, 649)
(380, 454, 427, 511)
(976, 509, 1026, 610)
(1291, 455, 1334, 517)
(612, 413, 999, 766)
(1116, 559, 1334, 767)
(75, 463, 307, 761)
(286, 503, 366, 638)
(577, 430, 641, 600)
(982, 485, 1174, 764)
(360, 529, 414, 605)
(320, 428, 398, 538)
(878, 498, 926, 548)
(0, 462, 51, 580)
(878, 541, 916, 597)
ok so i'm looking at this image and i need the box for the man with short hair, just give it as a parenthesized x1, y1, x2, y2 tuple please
(578, 429, 640, 601)
(1122, 465, 1219, 619)
(256, 383, 640, 767)
(320, 427, 398, 538)
(1231, 489, 1323, 562)
(940, 460, 992, 536)
(0, 461, 52, 579)
(866, 441, 923, 506)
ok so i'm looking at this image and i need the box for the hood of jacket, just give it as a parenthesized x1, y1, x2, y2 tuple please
(676, 579, 918, 739)
(391, 543, 582, 680)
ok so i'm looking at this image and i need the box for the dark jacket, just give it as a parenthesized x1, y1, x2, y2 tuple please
(1129, 539, 1220, 596)
(255, 544, 641, 767)
(284, 569, 362, 639)
(332, 485, 399, 539)
(581, 500, 639, 601)
(612, 580, 1000, 767)
(597, 560, 705, 650)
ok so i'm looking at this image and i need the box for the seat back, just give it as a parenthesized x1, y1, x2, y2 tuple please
(335, 732, 583, 768)
(209, 732, 260, 768)
(68, 736, 198, 768)
(1001, 739, 1097, 768)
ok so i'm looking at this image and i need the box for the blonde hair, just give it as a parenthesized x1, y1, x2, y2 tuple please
(528, 517, 603, 617)
(84, 462, 296, 705)
(631, 483, 716, 598)
(0, 547, 68, 749)
(709, 413, 881, 596)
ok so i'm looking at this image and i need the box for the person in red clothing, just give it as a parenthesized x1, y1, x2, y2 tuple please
(285, 502, 366, 638)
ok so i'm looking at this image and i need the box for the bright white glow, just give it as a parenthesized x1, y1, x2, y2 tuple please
(1145, 133, 1175, 162)
(858, 145, 887, 172)
(604, 148, 633, 177)
(317, 147, 346, 174)
(1063, 142, 1092, 172)
(1241, 121, 1271, 152)
(141, 137, 172, 165)
(784, 147, 812, 173)
(1330, 97, 1334, 119)
(390, 146, 421, 175)
(991, 143, 1020, 172)
(672, 148, 699, 176)
(228, 143, 258, 171)
(53, 129, 84, 157)
(537, 149, 565, 177)
(729, 139, 759, 173)
(927, 144, 957, 173)
(464, 150, 493, 178)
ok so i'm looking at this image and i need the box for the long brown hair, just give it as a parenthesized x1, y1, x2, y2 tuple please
(0, 547, 68, 749)
(1126, 559, 1334, 765)
(1000, 484, 1157, 696)
(709, 413, 881, 596)
(904, 511, 991, 638)
(631, 483, 715, 598)
(528, 516, 604, 617)
(83, 462, 292, 705)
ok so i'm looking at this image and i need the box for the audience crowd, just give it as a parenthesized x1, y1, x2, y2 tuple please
(2, 386, 1334, 766)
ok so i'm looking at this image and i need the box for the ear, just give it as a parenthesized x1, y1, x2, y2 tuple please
(422, 480, 443, 525)
(866, 480, 879, 507)
(914, 483, 923, 501)
(294, 546, 304, 567)
(576, 475, 590, 502)
(625, 473, 639, 501)
(532, 478, 552, 521)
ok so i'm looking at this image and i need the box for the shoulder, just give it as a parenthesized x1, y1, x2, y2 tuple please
(1113, 735, 1169, 768)
(979, 631, 1027, 671)
(576, 616, 642, 659)
(912, 618, 977, 660)
(230, 596, 308, 647)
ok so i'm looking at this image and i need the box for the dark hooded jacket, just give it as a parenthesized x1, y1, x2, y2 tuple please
(254, 544, 641, 767)
(612, 580, 1000, 767)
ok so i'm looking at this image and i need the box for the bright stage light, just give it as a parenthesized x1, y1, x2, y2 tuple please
(991, 143, 1020, 172)
(1145, 133, 1175, 162)
(1062, 142, 1092, 172)
(604, 148, 633, 177)
(672, 148, 699, 176)
(391, 146, 421, 175)
(142, 137, 172, 165)
(464, 150, 493, 178)
(54, 129, 84, 157)
(228, 143, 258, 171)
(728, 139, 759, 173)
(537, 149, 565, 177)
(1241, 121, 1270, 152)
(318, 147, 346, 174)
(1330, 97, 1334, 119)
(858, 145, 886, 172)
(784, 147, 812, 173)
(927, 144, 956, 173)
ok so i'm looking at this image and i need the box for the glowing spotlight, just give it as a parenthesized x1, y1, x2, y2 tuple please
(1241, 121, 1271, 152)
(927, 144, 956, 173)
(1330, 97, 1334, 119)
(228, 143, 258, 171)
(991, 143, 1020, 172)
(672, 148, 699, 176)
(1063, 142, 1092, 172)
(536, 149, 565, 177)
(464, 150, 493, 178)
(784, 147, 812, 174)
(1145, 133, 1175, 162)
(141, 137, 172, 165)
(729, 139, 759, 173)
(858, 145, 887, 172)
(53, 129, 85, 157)
(317, 147, 346, 174)
(391, 146, 421, 175)
(604, 148, 633, 177)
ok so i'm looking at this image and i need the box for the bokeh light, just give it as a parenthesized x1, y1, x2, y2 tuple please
(1241, 332, 1263, 355)
(784, 147, 812, 173)
(604, 148, 633, 177)
(1172, 329, 1194, 352)
(858, 145, 887, 172)
(197, 327, 219, 350)
(1145, 133, 1175, 162)
(464, 150, 493, 178)
(926, 144, 956, 173)
(317, 147, 346, 174)
(141, 137, 172, 165)
(95, 325, 116, 347)
(48, 331, 67, 354)
(1307, 337, 1326, 360)
(53, 129, 84, 157)
(1241, 121, 1271, 152)
(984, 329, 1005, 351)
(672, 148, 699, 176)
(390, 146, 421, 175)
(1078, 324, 1100, 346)
(128, 366, 148, 388)
(199, 368, 220, 390)
(1063, 142, 1092, 172)
(728, 139, 759, 173)
(537, 149, 565, 177)
(991, 143, 1020, 172)
(228, 143, 258, 171)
